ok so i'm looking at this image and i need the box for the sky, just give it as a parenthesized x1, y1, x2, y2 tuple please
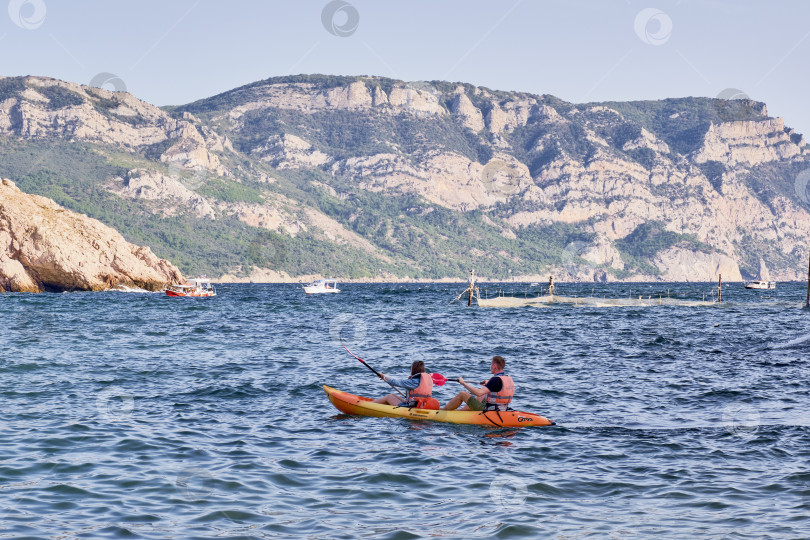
(1, 0, 809, 135)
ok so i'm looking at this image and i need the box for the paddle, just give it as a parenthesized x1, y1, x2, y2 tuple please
(341, 344, 407, 399)
(431, 373, 487, 386)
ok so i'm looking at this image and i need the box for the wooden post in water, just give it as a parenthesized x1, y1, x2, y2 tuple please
(805, 252, 810, 309)
(718, 274, 722, 303)
(467, 269, 475, 307)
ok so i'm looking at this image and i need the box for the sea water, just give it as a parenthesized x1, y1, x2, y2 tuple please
(1, 282, 808, 538)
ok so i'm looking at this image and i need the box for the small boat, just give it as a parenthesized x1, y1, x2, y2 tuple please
(165, 277, 216, 297)
(744, 280, 775, 290)
(323, 385, 554, 428)
(303, 279, 340, 295)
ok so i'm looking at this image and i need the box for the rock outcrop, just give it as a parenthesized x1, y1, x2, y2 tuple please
(251, 133, 331, 169)
(0, 179, 183, 292)
(692, 118, 803, 167)
(107, 169, 215, 219)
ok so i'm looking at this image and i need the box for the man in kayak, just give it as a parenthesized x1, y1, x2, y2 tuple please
(373, 360, 435, 407)
(441, 355, 514, 411)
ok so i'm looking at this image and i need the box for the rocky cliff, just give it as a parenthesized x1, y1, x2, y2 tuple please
(0, 178, 183, 292)
(0, 74, 808, 281)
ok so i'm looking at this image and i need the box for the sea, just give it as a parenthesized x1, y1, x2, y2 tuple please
(1, 282, 809, 539)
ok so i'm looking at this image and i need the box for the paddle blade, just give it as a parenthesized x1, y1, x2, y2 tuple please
(431, 373, 458, 386)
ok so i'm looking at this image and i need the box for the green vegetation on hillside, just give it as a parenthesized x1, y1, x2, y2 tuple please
(614, 221, 716, 275)
(196, 178, 265, 204)
(597, 97, 766, 155)
(739, 160, 810, 212)
(0, 77, 26, 98)
(698, 160, 726, 192)
(37, 85, 85, 110)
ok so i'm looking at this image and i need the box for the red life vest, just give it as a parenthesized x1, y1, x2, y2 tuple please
(485, 373, 514, 410)
(407, 372, 433, 402)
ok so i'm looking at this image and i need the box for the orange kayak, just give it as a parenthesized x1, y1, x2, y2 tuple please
(323, 385, 554, 428)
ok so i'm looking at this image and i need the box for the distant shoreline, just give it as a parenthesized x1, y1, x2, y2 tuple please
(214, 276, 758, 284)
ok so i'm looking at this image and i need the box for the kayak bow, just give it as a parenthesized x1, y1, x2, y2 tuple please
(323, 385, 554, 428)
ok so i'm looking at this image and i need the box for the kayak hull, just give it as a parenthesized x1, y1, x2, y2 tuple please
(323, 385, 554, 428)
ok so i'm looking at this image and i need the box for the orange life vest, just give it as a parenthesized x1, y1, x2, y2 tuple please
(485, 373, 514, 410)
(407, 372, 433, 402)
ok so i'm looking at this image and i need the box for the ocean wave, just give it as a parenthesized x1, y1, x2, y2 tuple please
(768, 332, 810, 350)
(109, 285, 158, 293)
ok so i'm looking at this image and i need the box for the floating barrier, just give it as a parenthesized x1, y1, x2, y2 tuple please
(475, 293, 717, 308)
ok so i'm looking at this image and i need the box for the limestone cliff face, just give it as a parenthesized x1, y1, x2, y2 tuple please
(0, 179, 183, 292)
(0, 76, 227, 175)
(107, 169, 216, 219)
(190, 77, 806, 281)
(692, 118, 803, 167)
(653, 248, 743, 282)
(251, 133, 331, 169)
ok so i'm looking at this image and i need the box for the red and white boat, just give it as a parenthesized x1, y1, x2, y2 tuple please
(165, 277, 217, 297)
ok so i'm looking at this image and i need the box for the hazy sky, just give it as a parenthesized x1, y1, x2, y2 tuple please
(2, 0, 809, 135)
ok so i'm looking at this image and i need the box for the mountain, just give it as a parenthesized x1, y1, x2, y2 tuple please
(0, 74, 808, 281)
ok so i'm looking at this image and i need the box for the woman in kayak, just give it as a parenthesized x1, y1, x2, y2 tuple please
(441, 355, 514, 411)
(374, 360, 434, 407)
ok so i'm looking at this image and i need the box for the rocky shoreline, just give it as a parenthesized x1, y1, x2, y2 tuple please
(0, 179, 183, 293)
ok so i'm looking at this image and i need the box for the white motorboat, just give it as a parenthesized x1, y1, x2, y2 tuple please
(303, 279, 340, 294)
(746, 260, 775, 290)
(744, 280, 775, 290)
